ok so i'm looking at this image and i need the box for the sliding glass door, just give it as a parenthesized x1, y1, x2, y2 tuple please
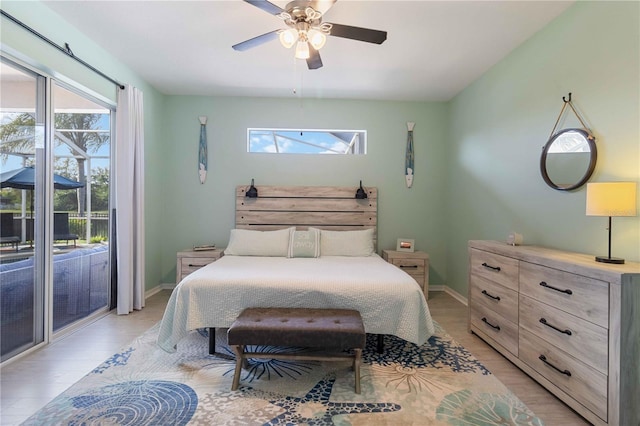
(0, 58, 113, 362)
(0, 60, 45, 360)
(51, 83, 112, 332)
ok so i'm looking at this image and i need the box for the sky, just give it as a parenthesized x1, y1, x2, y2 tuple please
(1, 112, 110, 177)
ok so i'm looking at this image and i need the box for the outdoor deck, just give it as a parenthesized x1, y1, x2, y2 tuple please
(0, 242, 110, 361)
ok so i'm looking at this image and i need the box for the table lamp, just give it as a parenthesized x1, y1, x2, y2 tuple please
(586, 182, 637, 264)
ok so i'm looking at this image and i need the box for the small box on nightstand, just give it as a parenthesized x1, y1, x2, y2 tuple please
(382, 249, 430, 299)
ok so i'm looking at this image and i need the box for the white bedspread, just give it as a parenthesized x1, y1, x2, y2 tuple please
(157, 254, 435, 352)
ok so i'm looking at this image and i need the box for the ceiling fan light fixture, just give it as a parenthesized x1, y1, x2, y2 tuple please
(235, 0, 387, 70)
(279, 28, 298, 48)
(295, 40, 310, 59)
(305, 6, 322, 21)
(307, 28, 326, 50)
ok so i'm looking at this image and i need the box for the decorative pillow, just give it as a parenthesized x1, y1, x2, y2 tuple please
(317, 228, 375, 256)
(288, 228, 320, 258)
(224, 227, 293, 257)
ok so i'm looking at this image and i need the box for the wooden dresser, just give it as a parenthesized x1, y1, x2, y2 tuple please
(382, 249, 429, 298)
(468, 240, 640, 426)
(176, 248, 224, 283)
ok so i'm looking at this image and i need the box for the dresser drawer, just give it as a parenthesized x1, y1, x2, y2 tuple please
(470, 304, 518, 356)
(177, 249, 224, 283)
(470, 275, 518, 323)
(520, 261, 609, 327)
(390, 258, 425, 275)
(519, 328, 607, 422)
(519, 295, 608, 373)
(469, 248, 519, 291)
(180, 257, 216, 277)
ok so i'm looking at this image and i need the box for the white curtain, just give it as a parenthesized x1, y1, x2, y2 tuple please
(115, 84, 145, 314)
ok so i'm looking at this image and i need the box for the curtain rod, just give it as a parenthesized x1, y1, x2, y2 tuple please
(1, 9, 125, 90)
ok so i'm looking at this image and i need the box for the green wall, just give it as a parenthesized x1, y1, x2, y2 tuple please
(1, 1, 167, 292)
(158, 97, 448, 284)
(446, 1, 640, 295)
(3, 1, 638, 297)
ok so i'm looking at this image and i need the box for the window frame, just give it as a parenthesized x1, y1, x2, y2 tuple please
(247, 128, 367, 155)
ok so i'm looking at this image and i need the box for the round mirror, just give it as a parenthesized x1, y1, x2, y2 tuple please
(540, 128, 597, 191)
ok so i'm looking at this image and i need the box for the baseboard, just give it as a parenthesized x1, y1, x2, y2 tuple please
(430, 285, 467, 306)
(145, 283, 176, 299)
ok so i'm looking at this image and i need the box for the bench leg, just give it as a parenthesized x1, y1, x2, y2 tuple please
(354, 348, 362, 394)
(231, 345, 244, 391)
(377, 334, 384, 353)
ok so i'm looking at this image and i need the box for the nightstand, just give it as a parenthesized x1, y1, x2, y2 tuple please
(382, 250, 429, 299)
(176, 248, 224, 283)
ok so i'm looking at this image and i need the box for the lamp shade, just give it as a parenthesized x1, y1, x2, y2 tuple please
(307, 28, 326, 50)
(295, 40, 310, 59)
(586, 182, 637, 217)
(279, 29, 297, 49)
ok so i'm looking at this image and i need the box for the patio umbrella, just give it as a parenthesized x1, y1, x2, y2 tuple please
(1, 166, 85, 241)
(1, 166, 84, 190)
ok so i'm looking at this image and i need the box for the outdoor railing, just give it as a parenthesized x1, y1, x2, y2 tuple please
(69, 213, 109, 240)
(4, 212, 109, 242)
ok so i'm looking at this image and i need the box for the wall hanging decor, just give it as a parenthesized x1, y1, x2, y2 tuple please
(405, 122, 415, 188)
(198, 116, 208, 184)
(540, 93, 597, 191)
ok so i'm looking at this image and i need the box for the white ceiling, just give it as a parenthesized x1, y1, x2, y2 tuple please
(42, 0, 574, 102)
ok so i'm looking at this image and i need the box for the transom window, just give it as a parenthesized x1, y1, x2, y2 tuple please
(248, 129, 366, 154)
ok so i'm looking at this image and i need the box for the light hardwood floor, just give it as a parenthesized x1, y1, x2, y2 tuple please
(0, 290, 589, 425)
(427, 291, 589, 425)
(0, 291, 171, 426)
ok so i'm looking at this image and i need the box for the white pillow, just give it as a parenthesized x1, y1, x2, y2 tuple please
(317, 228, 375, 256)
(224, 228, 293, 257)
(288, 228, 320, 258)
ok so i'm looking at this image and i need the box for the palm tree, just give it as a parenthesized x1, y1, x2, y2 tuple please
(0, 112, 35, 161)
(54, 112, 109, 215)
(0, 112, 109, 215)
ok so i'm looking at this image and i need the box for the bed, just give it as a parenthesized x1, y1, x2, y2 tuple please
(157, 184, 435, 353)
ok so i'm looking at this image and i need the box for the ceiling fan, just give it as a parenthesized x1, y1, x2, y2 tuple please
(232, 0, 387, 70)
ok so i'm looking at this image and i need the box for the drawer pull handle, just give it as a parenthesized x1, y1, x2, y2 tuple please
(481, 317, 501, 331)
(188, 264, 208, 267)
(400, 265, 419, 269)
(539, 318, 572, 336)
(481, 290, 501, 301)
(539, 355, 572, 377)
(481, 262, 501, 272)
(539, 281, 573, 295)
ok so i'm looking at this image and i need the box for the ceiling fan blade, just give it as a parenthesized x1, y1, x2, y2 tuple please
(243, 0, 286, 16)
(307, 47, 323, 70)
(309, 0, 337, 15)
(327, 23, 387, 44)
(232, 30, 280, 51)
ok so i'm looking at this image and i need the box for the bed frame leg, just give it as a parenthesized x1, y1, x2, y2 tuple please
(209, 327, 216, 355)
(377, 334, 384, 353)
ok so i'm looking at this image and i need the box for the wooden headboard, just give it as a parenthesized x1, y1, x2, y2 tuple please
(235, 185, 377, 247)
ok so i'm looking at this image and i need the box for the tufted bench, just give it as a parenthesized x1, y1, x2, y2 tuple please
(227, 307, 366, 393)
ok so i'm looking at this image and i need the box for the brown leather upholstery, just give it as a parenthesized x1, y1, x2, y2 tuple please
(228, 307, 366, 393)
(228, 307, 366, 350)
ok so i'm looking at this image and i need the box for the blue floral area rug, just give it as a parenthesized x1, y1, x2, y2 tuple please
(22, 322, 543, 425)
